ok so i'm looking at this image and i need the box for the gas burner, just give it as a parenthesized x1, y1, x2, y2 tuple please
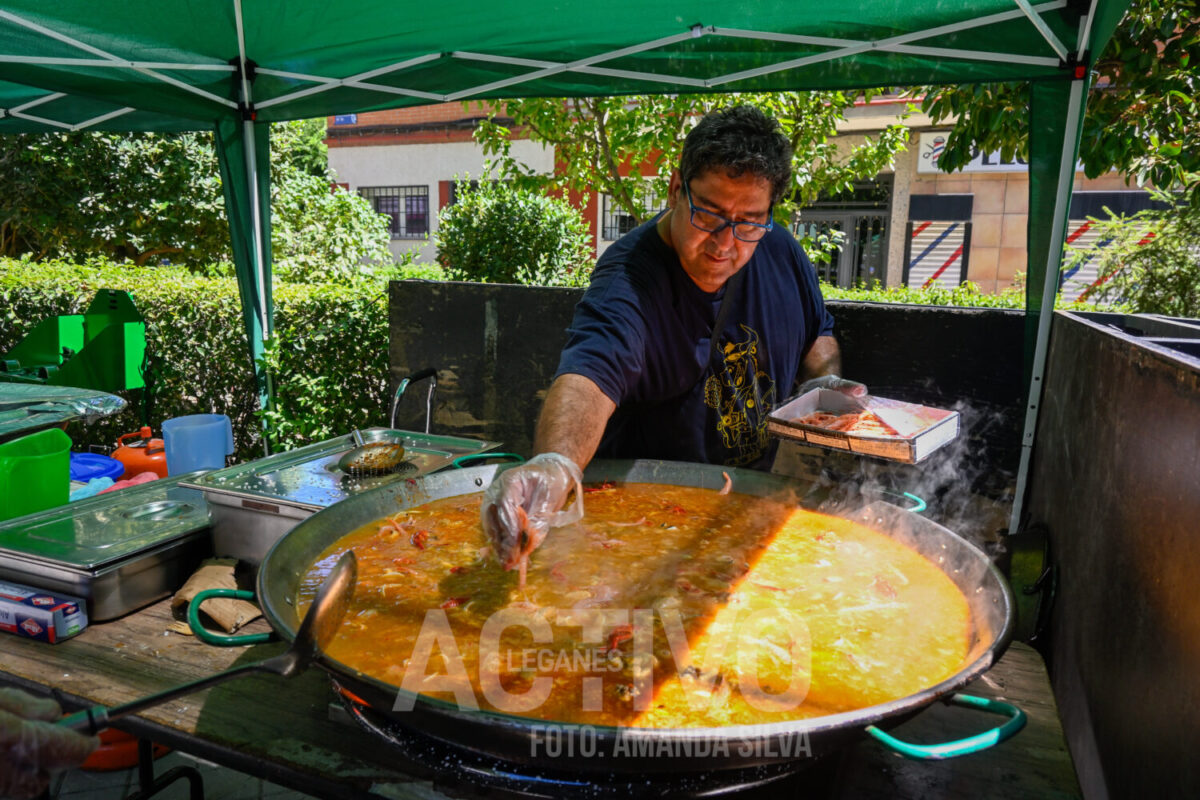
(331, 682, 835, 799)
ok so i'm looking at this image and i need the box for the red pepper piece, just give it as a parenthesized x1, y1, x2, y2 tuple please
(605, 624, 634, 651)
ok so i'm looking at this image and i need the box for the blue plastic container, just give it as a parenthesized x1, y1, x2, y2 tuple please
(161, 414, 234, 476)
(69, 452, 125, 482)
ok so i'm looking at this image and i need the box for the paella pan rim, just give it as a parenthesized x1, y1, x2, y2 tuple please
(256, 459, 1014, 768)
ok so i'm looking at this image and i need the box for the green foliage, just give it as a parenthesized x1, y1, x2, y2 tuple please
(256, 279, 390, 451)
(0, 131, 227, 265)
(274, 118, 330, 179)
(916, 1, 1199, 197)
(0, 257, 392, 458)
(819, 279, 1114, 312)
(435, 178, 593, 287)
(473, 92, 910, 258)
(270, 171, 396, 282)
(1067, 182, 1200, 317)
(0, 121, 395, 278)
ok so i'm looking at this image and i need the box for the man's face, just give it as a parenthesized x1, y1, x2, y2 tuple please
(663, 168, 773, 293)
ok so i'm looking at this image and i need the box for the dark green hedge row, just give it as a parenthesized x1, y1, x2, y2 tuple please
(0, 257, 402, 460)
(1, 257, 1111, 460)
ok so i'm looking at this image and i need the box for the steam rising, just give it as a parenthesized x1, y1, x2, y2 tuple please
(781, 400, 1016, 554)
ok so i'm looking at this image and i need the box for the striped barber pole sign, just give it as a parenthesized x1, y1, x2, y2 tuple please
(1059, 220, 1109, 302)
(1060, 219, 1154, 303)
(906, 221, 968, 289)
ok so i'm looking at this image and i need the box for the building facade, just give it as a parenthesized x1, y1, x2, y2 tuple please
(327, 100, 1155, 299)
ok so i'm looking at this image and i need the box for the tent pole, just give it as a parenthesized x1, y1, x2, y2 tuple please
(240, 116, 273, 457)
(241, 118, 267, 340)
(1008, 76, 1087, 534)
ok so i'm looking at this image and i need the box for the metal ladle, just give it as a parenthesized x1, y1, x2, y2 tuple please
(60, 551, 357, 735)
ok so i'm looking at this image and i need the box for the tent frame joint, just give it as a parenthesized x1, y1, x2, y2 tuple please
(228, 56, 258, 83)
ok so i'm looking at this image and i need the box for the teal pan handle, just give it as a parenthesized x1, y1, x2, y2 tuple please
(865, 693, 1027, 759)
(187, 588, 273, 646)
(879, 490, 926, 514)
(451, 453, 525, 468)
(901, 491, 927, 513)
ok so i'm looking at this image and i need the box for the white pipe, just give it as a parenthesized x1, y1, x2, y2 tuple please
(0, 55, 232, 71)
(709, 1, 1068, 86)
(1078, 0, 1100, 55)
(8, 92, 66, 114)
(255, 53, 444, 110)
(1008, 77, 1087, 534)
(71, 107, 137, 131)
(233, 0, 267, 341)
(0, 9, 235, 108)
(1014, 0, 1070, 61)
(9, 110, 71, 129)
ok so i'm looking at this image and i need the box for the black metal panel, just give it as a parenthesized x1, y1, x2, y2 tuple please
(1027, 312, 1200, 799)
(388, 285, 1025, 499)
(389, 280, 583, 454)
(908, 193, 974, 221)
(830, 302, 1025, 491)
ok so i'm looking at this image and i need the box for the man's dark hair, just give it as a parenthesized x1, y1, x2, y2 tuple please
(679, 106, 793, 204)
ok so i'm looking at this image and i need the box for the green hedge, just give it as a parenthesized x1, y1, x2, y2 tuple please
(819, 279, 1121, 311)
(1, 257, 1113, 460)
(0, 257, 429, 459)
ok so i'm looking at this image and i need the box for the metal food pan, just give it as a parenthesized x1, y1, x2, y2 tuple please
(203, 490, 316, 565)
(0, 478, 213, 620)
(0, 531, 212, 621)
(185, 428, 498, 565)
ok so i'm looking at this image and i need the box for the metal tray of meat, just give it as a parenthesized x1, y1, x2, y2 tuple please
(0, 473, 213, 620)
(180, 428, 497, 564)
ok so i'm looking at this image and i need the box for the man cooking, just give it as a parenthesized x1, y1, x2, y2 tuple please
(483, 105, 862, 571)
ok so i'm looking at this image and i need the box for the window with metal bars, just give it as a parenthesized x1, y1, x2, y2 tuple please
(359, 185, 429, 239)
(601, 189, 665, 241)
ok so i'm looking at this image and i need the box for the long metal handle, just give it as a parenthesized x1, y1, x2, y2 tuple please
(389, 367, 437, 432)
(59, 661, 274, 735)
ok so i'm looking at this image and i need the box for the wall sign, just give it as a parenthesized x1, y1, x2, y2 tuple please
(917, 131, 1088, 174)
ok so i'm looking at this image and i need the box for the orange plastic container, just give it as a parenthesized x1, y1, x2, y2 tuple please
(81, 729, 170, 772)
(111, 426, 168, 479)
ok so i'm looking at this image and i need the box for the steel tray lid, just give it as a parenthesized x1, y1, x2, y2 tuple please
(0, 472, 212, 570)
(180, 428, 498, 511)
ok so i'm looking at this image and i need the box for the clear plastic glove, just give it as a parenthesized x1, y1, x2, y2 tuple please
(797, 374, 868, 398)
(0, 688, 98, 798)
(481, 453, 583, 574)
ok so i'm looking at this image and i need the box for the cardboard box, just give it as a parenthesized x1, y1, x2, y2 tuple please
(767, 389, 960, 464)
(0, 580, 88, 643)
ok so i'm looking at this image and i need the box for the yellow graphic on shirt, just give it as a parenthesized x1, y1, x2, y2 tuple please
(704, 324, 776, 466)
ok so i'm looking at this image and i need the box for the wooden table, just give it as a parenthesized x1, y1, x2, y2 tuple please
(0, 599, 1080, 799)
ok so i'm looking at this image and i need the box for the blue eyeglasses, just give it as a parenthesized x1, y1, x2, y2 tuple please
(683, 182, 774, 242)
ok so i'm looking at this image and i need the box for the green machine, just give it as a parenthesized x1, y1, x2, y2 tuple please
(0, 290, 146, 393)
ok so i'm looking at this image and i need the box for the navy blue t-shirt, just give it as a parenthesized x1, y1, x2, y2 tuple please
(556, 217, 835, 469)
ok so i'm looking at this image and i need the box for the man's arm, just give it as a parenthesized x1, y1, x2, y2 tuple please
(532, 373, 617, 469)
(800, 335, 842, 381)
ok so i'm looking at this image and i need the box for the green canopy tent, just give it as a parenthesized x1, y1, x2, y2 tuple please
(0, 0, 1131, 524)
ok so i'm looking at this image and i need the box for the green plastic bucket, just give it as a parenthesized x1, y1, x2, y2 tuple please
(0, 428, 71, 522)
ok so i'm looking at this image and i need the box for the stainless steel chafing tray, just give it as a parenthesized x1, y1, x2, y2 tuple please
(180, 428, 498, 564)
(0, 473, 213, 620)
